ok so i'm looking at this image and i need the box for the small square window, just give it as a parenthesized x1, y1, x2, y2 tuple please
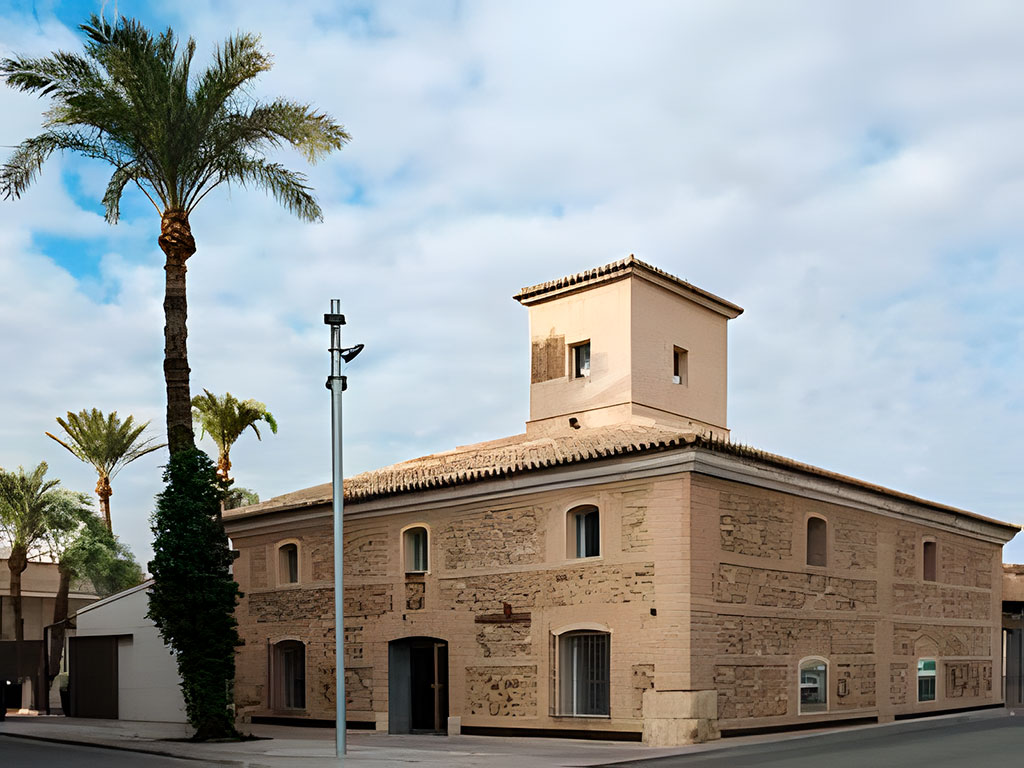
(673, 347, 688, 386)
(571, 342, 591, 379)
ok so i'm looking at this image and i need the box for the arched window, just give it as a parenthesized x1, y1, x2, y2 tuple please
(806, 517, 827, 567)
(557, 630, 610, 716)
(567, 505, 600, 559)
(923, 540, 937, 582)
(404, 526, 429, 573)
(278, 543, 299, 584)
(272, 640, 306, 710)
(799, 658, 828, 714)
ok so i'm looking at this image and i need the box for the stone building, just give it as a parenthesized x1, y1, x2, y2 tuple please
(224, 257, 1019, 744)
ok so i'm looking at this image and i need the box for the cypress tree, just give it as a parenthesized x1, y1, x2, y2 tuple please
(148, 449, 242, 740)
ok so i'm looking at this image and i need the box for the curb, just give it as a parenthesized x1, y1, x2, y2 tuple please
(601, 707, 1012, 766)
(0, 730, 247, 766)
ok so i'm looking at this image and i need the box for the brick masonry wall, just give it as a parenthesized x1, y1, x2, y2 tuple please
(945, 662, 992, 698)
(714, 665, 789, 719)
(718, 491, 792, 559)
(714, 564, 877, 611)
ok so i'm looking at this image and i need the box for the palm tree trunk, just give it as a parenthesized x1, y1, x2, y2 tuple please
(96, 474, 113, 532)
(159, 209, 198, 455)
(8, 545, 27, 644)
(47, 565, 71, 688)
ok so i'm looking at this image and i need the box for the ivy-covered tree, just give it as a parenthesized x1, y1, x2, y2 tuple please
(148, 449, 241, 740)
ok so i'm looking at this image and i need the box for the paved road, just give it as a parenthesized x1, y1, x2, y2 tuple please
(0, 736, 197, 767)
(606, 716, 1024, 768)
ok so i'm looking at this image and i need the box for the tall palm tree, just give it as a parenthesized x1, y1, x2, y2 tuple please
(192, 389, 278, 483)
(1, 15, 348, 454)
(46, 408, 164, 532)
(0, 463, 89, 673)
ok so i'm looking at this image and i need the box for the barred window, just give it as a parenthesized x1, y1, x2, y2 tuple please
(558, 631, 610, 716)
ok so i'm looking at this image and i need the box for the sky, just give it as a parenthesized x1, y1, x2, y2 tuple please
(0, 0, 1022, 567)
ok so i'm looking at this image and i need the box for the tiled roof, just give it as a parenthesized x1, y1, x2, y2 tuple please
(512, 255, 743, 316)
(224, 424, 1018, 533)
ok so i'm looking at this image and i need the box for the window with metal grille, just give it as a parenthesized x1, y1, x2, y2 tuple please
(567, 506, 600, 559)
(404, 526, 429, 573)
(558, 631, 610, 716)
(273, 640, 306, 709)
(918, 658, 936, 702)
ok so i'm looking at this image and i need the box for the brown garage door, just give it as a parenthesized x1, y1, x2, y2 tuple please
(68, 635, 118, 719)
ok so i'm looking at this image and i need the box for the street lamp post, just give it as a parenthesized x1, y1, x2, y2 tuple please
(324, 299, 363, 759)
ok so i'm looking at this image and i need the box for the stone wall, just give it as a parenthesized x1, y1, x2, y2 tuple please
(632, 664, 655, 718)
(718, 492, 792, 559)
(891, 624, 990, 657)
(476, 621, 532, 658)
(714, 564, 877, 611)
(441, 508, 544, 569)
(833, 663, 875, 709)
(714, 665, 788, 719)
(465, 666, 537, 717)
(891, 583, 989, 621)
(832, 513, 876, 571)
(889, 663, 908, 705)
(941, 543, 993, 589)
(622, 500, 652, 553)
(717, 616, 874, 657)
(440, 562, 654, 612)
(945, 662, 992, 698)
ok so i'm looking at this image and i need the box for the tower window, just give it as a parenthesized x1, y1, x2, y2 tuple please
(673, 347, 688, 385)
(571, 341, 591, 379)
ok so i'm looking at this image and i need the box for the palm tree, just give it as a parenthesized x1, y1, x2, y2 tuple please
(46, 408, 164, 532)
(0, 463, 89, 698)
(192, 389, 278, 483)
(1, 15, 348, 454)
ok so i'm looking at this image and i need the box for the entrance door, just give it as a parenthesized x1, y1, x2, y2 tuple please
(388, 637, 448, 734)
(68, 635, 119, 719)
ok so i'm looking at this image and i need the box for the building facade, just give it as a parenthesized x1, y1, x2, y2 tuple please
(224, 257, 1019, 744)
(1, 558, 98, 711)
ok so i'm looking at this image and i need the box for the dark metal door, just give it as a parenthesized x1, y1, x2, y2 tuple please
(389, 637, 448, 734)
(69, 635, 119, 719)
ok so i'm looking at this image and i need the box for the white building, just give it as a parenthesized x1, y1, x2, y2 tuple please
(71, 580, 185, 722)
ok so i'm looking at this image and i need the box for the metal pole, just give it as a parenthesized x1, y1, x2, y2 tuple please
(327, 299, 346, 759)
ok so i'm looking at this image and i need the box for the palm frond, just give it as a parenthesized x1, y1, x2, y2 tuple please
(191, 389, 277, 460)
(1, 130, 108, 199)
(46, 409, 166, 480)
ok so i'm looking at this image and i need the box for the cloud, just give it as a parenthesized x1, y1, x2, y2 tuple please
(1, 1, 1023, 565)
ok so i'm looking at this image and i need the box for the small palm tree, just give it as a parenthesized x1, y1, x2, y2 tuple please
(192, 390, 278, 483)
(0, 463, 90, 675)
(1, 15, 348, 454)
(46, 409, 164, 532)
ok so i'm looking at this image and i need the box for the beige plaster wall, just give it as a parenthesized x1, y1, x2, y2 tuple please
(629, 277, 729, 431)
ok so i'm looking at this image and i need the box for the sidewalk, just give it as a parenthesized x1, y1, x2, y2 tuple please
(0, 708, 1011, 768)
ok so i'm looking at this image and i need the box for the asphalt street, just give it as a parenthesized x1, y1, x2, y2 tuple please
(606, 716, 1024, 768)
(0, 736, 196, 767)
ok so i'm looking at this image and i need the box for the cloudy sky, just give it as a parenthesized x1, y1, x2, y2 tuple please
(1, 0, 1022, 566)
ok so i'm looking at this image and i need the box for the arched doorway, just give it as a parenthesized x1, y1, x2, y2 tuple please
(388, 637, 448, 734)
